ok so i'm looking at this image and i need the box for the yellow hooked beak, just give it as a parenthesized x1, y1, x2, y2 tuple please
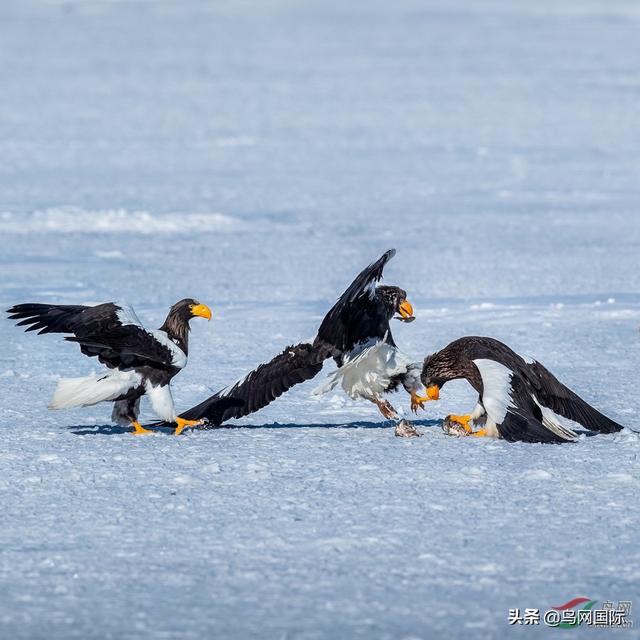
(426, 385, 440, 401)
(190, 303, 212, 321)
(398, 299, 415, 322)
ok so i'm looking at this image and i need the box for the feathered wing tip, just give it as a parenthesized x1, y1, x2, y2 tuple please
(526, 361, 625, 434)
(198, 397, 244, 426)
(145, 342, 328, 429)
(144, 397, 244, 429)
(342, 249, 395, 306)
(7, 303, 86, 334)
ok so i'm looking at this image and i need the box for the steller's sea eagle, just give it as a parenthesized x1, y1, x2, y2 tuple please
(421, 336, 625, 443)
(7, 299, 239, 435)
(161, 249, 430, 436)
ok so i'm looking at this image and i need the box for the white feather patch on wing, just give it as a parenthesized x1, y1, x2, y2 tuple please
(517, 351, 536, 365)
(50, 369, 142, 409)
(149, 329, 187, 369)
(472, 358, 515, 425)
(217, 371, 251, 398)
(364, 279, 377, 300)
(144, 381, 177, 422)
(313, 338, 412, 400)
(532, 395, 578, 441)
(116, 304, 187, 369)
(115, 302, 143, 327)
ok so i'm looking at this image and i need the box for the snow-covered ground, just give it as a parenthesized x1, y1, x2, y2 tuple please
(1, 1, 639, 638)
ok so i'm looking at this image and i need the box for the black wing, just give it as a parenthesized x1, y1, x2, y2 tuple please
(522, 361, 624, 434)
(7, 302, 175, 371)
(464, 337, 624, 436)
(162, 342, 329, 426)
(497, 375, 578, 443)
(497, 410, 574, 444)
(7, 303, 89, 334)
(315, 249, 396, 355)
(469, 350, 577, 443)
(147, 251, 396, 428)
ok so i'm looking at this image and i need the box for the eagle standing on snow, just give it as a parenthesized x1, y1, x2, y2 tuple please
(6, 299, 234, 435)
(421, 336, 625, 443)
(165, 249, 430, 436)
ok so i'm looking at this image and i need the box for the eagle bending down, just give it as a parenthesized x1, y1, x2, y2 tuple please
(421, 336, 625, 443)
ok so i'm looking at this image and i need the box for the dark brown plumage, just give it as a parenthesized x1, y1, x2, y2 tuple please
(422, 336, 625, 443)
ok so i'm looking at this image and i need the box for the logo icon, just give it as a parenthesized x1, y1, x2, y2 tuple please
(547, 597, 598, 628)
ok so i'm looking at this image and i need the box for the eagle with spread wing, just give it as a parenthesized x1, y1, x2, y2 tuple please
(166, 249, 429, 435)
(7, 299, 239, 435)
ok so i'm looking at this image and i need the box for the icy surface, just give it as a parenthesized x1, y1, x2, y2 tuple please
(1, 1, 639, 638)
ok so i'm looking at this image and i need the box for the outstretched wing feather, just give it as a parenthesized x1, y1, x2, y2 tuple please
(174, 342, 330, 425)
(316, 249, 395, 353)
(523, 361, 624, 433)
(7, 302, 174, 370)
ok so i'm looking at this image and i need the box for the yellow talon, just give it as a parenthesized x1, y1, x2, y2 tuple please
(470, 428, 487, 438)
(410, 392, 429, 413)
(174, 417, 205, 436)
(449, 414, 473, 433)
(131, 421, 153, 436)
(411, 386, 440, 413)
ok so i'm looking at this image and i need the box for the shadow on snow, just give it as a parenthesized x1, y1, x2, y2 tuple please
(67, 419, 444, 436)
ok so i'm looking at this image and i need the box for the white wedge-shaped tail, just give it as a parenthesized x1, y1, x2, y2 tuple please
(50, 370, 142, 409)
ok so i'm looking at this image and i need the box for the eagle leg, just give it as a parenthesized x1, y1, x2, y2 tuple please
(370, 398, 422, 437)
(131, 421, 154, 436)
(174, 417, 206, 436)
(372, 398, 399, 420)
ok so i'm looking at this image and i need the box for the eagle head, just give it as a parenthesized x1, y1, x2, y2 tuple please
(376, 285, 415, 323)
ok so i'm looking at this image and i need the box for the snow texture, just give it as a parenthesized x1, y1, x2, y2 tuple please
(1, 1, 639, 638)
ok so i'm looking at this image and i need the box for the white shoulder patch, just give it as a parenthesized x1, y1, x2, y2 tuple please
(473, 358, 514, 425)
(149, 329, 188, 369)
(116, 304, 187, 369)
(517, 351, 536, 365)
(364, 279, 377, 300)
(115, 302, 143, 327)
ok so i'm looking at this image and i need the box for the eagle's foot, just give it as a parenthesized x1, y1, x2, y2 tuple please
(442, 416, 469, 437)
(442, 415, 487, 438)
(448, 414, 473, 433)
(410, 392, 430, 413)
(174, 417, 205, 436)
(395, 419, 422, 438)
(131, 421, 153, 436)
